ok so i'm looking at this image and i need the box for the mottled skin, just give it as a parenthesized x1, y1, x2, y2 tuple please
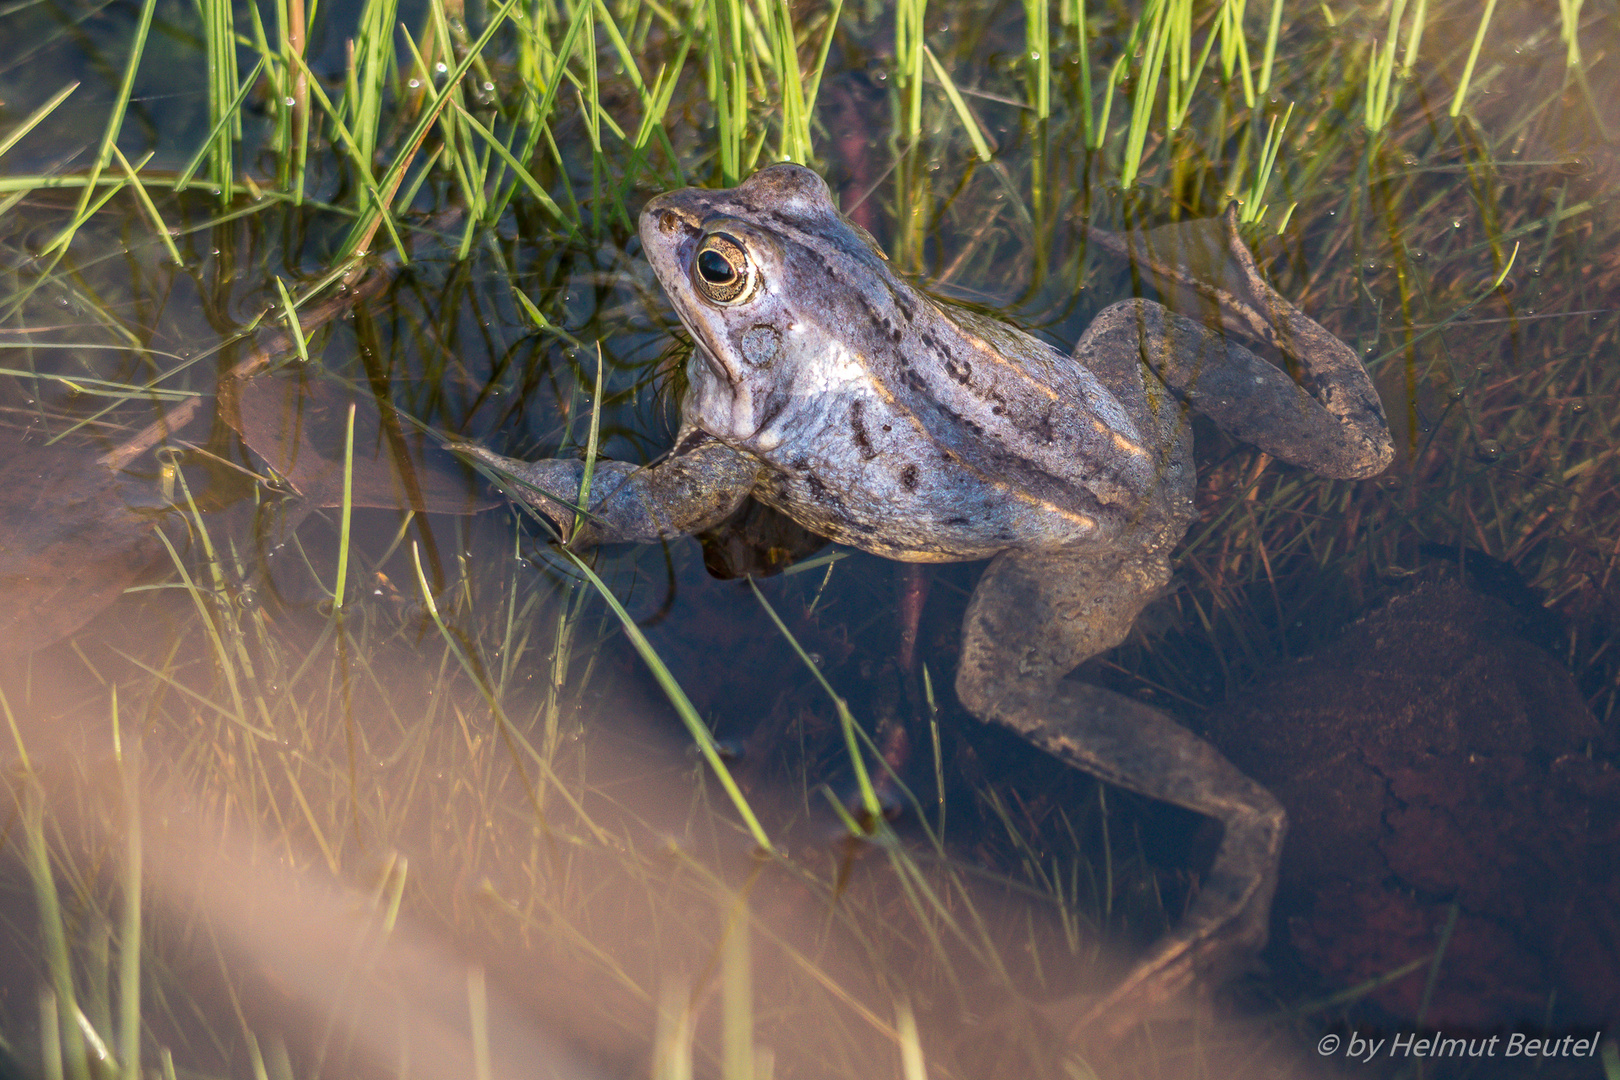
(467, 164, 1393, 1038)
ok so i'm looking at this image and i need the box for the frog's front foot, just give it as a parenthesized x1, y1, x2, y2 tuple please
(957, 547, 1287, 1044)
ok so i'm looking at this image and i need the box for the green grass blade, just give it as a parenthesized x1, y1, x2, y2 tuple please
(22, 790, 92, 1080)
(46, 0, 157, 253)
(1450, 0, 1500, 118)
(573, 345, 604, 538)
(174, 57, 269, 193)
(109, 145, 183, 265)
(448, 100, 569, 223)
(332, 402, 357, 608)
(922, 45, 994, 162)
(1256, 0, 1283, 96)
(203, 0, 241, 198)
(562, 549, 774, 852)
(769, 0, 811, 163)
(802, 0, 843, 123)
(747, 578, 882, 828)
(0, 82, 79, 163)
(339, 0, 542, 256)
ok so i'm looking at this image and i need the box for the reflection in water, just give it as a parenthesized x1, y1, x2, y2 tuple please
(3, 590, 1328, 1080)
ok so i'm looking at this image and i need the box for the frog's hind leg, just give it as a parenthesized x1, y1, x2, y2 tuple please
(956, 545, 1285, 1042)
(1083, 298, 1391, 481)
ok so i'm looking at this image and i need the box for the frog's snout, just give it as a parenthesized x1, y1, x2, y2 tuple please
(638, 194, 701, 248)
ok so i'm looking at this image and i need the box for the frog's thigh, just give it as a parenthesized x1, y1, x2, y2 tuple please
(957, 548, 1285, 1032)
(1084, 298, 1389, 479)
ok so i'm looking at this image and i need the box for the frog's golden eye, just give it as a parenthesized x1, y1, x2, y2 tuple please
(692, 232, 757, 305)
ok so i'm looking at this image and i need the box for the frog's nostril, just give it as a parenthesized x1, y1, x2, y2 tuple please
(659, 211, 680, 233)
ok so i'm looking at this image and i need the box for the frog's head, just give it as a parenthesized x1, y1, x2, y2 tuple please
(639, 163, 893, 446)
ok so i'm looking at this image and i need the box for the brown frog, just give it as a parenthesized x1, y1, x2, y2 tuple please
(465, 164, 1392, 1038)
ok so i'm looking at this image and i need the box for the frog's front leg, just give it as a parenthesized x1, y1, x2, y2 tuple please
(956, 545, 1286, 1041)
(461, 430, 762, 547)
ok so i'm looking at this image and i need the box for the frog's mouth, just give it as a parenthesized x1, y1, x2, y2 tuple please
(685, 332, 737, 386)
(645, 276, 742, 394)
(639, 204, 744, 389)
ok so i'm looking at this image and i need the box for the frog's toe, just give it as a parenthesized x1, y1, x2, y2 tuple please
(1068, 803, 1283, 1044)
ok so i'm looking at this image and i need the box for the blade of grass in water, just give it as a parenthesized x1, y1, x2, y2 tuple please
(47, 0, 156, 254)
(405, 541, 613, 846)
(202, 0, 241, 199)
(1560, 0, 1586, 67)
(894, 999, 927, 1080)
(424, 0, 493, 254)
(922, 45, 994, 163)
(1024, 0, 1049, 119)
(0, 82, 79, 162)
(174, 57, 269, 193)
(572, 345, 604, 539)
(340, 0, 563, 256)
(894, 0, 925, 147)
(768, 0, 811, 164)
(1241, 102, 1293, 225)
(468, 967, 492, 1080)
(721, 894, 754, 1080)
(272, 278, 311, 362)
(1255, 0, 1284, 96)
(802, 0, 843, 125)
(652, 982, 696, 1080)
(746, 578, 883, 829)
(552, 547, 774, 852)
(1162, 0, 1211, 134)
(1216, 0, 1255, 108)
(332, 402, 357, 609)
(39, 992, 62, 1080)
(1450, 0, 1500, 118)
(23, 789, 92, 1080)
(1403, 0, 1430, 74)
(706, 0, 748, 183)
(617, 43, 691, 203)
(447, 100, 568, 222)
(109, 146, 183, 265)
(112, 690, 142, 1080)
(1119, 0, 1170, 187)
(1364, 0, 1426, 133)
(1091, 54, 1125, 151)
(347, 0, 402, 171)
(284, 50, 408, 258)
(1066, 0, 1096, 142)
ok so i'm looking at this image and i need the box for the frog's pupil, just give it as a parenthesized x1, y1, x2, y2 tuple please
(698, 249, 735, 284)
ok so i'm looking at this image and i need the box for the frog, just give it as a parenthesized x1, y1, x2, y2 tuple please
(463, 163, 1393, 1038)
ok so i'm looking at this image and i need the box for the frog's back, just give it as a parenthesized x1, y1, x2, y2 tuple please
(641, 163, 1187, 562)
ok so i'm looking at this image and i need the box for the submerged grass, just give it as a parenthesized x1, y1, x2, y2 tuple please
(0, 0, 1617, 1077)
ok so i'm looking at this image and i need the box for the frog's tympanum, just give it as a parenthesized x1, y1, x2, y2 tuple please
(467, 164, 1392, 1037)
